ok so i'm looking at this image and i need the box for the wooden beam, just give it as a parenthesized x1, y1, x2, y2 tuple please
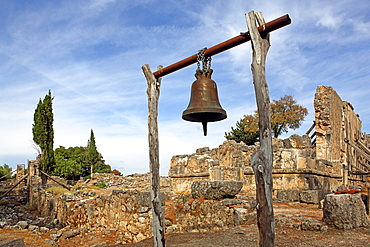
(142, 64, 165, 247)
(356, 139, 370, 156)
(0, 175, 28, 200)
(247, 11, 275, 247)
(153, 14, 291, 79)
(305, 121, 316, 135)
(39, 170, 71, 190)
(345, 139, 370, 169)
(0, 171, 13, 181)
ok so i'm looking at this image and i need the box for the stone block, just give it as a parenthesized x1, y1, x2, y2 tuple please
(191, 180, 243, 200)
(220, 167, 242, 181)
(277, 190, 300, 202)
(233, 208, 256, 226)
(62, 193, 78, 202)
(323, 193, 370, 229)
(220, 199, 244, 206)
(137, 191, 167, 207)
(282, 174, 298, 190)
(280, 151, 296, 169)
(299, 190, 324, 204)
(196, 147, 210, 155)
(301, 221, 328, 232)
(44, 239, 58, 247)
(209, 166, 222, 180)
(283, 134, 311, 149)
(0, 238, 25, 247)
(63, 229, 80, 239)
(16, 221, 28, 229)
(86, 204, 94, 220)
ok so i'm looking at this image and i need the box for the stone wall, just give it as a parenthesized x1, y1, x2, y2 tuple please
(169, 136, 342, 197)
(169, 141, 255, 193)
(30, 176, 255, 244)
(35, 188, 154, 243)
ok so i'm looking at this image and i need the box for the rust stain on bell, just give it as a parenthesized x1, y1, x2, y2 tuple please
(182, 69, 227, 136)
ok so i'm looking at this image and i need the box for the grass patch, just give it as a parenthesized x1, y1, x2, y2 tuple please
(46, 186, 71, 195)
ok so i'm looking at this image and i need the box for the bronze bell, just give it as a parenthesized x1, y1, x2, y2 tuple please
(182, 69, 227, 136)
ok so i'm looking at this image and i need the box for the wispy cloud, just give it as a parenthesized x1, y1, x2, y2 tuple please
(1, 0, 370, 175)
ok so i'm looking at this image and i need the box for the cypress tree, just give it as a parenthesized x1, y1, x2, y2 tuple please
(87, 129, 99, 178)
(32, 90, 56, 174)
(33, 99, 46, 150)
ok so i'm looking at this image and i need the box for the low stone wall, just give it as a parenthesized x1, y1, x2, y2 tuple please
(165, 197, 256, 233)
(36, 188, 157, 243)
(89, 172, 171, 191)
(31, 175, 256, 244)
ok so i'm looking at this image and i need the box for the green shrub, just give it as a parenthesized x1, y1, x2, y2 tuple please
(94, 182, 106, 189)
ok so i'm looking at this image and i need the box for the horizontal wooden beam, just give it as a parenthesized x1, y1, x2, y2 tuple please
(153, 14, 291, 79)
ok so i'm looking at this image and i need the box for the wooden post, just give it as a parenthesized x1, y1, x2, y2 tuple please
(27, 160, 32, 205)
(246, 11, 275, 247)
(142, 64, 165, 247)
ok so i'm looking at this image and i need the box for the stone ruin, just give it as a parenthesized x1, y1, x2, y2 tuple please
(169, 85, 370, 204)
(1, 85, 369, 245)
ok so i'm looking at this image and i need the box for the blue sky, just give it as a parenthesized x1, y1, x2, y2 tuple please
(1, 0, 370, 175)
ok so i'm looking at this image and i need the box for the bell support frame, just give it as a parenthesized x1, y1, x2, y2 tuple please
(153, 14, 291, 79)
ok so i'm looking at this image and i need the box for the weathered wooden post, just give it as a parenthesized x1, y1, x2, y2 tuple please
(246, 11, 275, 246)
(142, 64, 166, 247)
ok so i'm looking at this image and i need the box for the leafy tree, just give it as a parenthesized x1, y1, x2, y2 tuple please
(54, 146, 89, 180)
(32, 90, 56, 174)
(0, 164, 12, 180)
(53, 130, 110, 179)
(225, 95, 308, 144)
(270, 95, 308, 138)
(224, 116, 259, 145)
(92, 156, 111, 174)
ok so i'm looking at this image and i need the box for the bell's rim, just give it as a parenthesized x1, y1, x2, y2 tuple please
(182, 110, 227, 123)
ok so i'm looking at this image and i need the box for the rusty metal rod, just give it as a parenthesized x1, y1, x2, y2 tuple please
(153, 14, 291, 79)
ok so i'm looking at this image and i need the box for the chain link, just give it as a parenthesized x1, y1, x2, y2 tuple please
(197, 48, 211, 71)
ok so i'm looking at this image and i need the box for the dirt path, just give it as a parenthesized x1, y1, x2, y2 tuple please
(116, 202, 370, 247)
(118, 225, 370, 247)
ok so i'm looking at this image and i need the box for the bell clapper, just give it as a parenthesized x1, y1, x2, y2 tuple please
(202, 120, 208, 136)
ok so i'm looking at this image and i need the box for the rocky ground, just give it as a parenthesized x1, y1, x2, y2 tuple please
(0, 201, 369, 247)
